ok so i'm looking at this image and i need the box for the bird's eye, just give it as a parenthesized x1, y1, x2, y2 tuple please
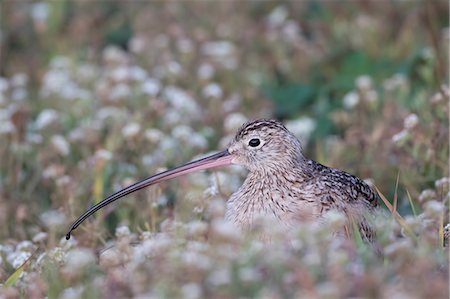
(248, 138, 261, 147)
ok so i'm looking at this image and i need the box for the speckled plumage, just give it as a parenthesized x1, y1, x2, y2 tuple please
(225, 119, 379, 241)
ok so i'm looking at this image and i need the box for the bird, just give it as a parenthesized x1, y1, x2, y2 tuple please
(66, 119, 378, 241)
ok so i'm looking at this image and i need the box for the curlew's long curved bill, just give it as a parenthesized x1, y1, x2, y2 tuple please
(66, 150, 232, 240)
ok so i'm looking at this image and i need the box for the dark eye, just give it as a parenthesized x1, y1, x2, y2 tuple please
(248, 138, 261, 147)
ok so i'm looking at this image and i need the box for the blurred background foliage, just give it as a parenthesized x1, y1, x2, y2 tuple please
(0, 1, 449, 297)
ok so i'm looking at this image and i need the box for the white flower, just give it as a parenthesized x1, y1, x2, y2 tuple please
(122, 122, 141, 139)
(51, 135, 70, 156)
(403, 113, 419, 130)
(11, 73, 28, 88)
(110, 83, 132, 101)
(32, 232, 48, 243)
(177, 38, 194, 53)
(391, 130, 409, 145)
(115, 226, 131, 238)
(31, 2, 50, 21)
(202, 41, 235, 57)
(0, 77, 9, 93)
(172, 125, 192, 142)
(102, 46, 128, 65)
(65, 248, 96, 272)
(35, 109, 59, 130)
(129, 35, 147, 54)
(355, 75, 373, 91)
(0, 120, 16, 134)
(7, 251, 31, 269)
(166, 61, 182, 75)
(95, 149, 113, 161)
(197, 63, 215, 80)
(343, 91, 359, 109)
(16, 240, 34, 252)
(224, 113, 247, 133)
(285, 117, 316, 145)
(110, 66, 130, 82)
(144, 128, 164, 143)
(435, 177, 449, 190)
(202, 83, 223, 99)
(140, 78, 161, 96)
(130, 66, 148, 82)
(181, 283, 202, 299)
(50, 56, 71, 69)
(40, 209, 66, 229)
(266, 6, 288, 27)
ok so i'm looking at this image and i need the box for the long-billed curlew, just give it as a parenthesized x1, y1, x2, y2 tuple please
(66, 119, 378, 240)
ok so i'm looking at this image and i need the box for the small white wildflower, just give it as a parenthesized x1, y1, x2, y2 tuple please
(144, 128, 164, 143)
(32, 232, 48, 243)
(35, 109, 59, 130)
(130, 66, 147, 82)
(8, 251, 31, 269)
(418, 189, 436, 203)
(435, 177, 449, 190)
(110, 66, 130, 82)
(202, 41, 235, 57)
(129, 35, 147, 54)
(166, 61, 182, 75)
(190, 133, 208, 150)
(177, 38, 194, 53)
(40, 209, 66, 229)
(239, 267, 260, 282)
(59, 286, 84, 299)
(266, 5, 288, 27)
(181, 283, 202, 299)
(197, 63, 215, 80)
(224, 113, 247, 134)
(11, 73, 29, 88)
(95, 149, 113, 162)
(202, 83, 223, 99)
(51, 135, 70, 156)
(391, 130, 409, 145)
(50, 56, 71, 69)
(0, 77, 9, 93)
(364, 90, 378, 104)
(110, 83, 132, 101)
(355, 75, 373, 91)
(115, 225, 131, 239)
(423, 200, 444, 218)
(323, 210, 347, 228)
(172, 125, 193, 142)
(11, 88, 27, 101)
(16, 240, 34, 252)
(210, 219, 239, 241)
(343, 91, 359, 109)
(65, 248, 96, 272)
(103, 46, 128, 65)
(141, 154, 156, 167)
(208, 268, 231, 286)
(0, 120, 16, 134)
(141, 78, 160, 96)
(282, 20, 301, 41)
(186, 221, 208, 238)
(285, 117, 316, 145)
(122, 122, 141, 139)
(403, 113, 419, 130)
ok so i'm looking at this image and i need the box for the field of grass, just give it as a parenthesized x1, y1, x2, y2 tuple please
(0, 1, 449, 298)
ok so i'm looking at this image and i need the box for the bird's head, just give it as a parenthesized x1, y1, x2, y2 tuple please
(228, 119, 304, 172)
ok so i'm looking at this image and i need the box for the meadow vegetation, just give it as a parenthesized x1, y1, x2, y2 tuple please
(0, 1, 448, 298)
